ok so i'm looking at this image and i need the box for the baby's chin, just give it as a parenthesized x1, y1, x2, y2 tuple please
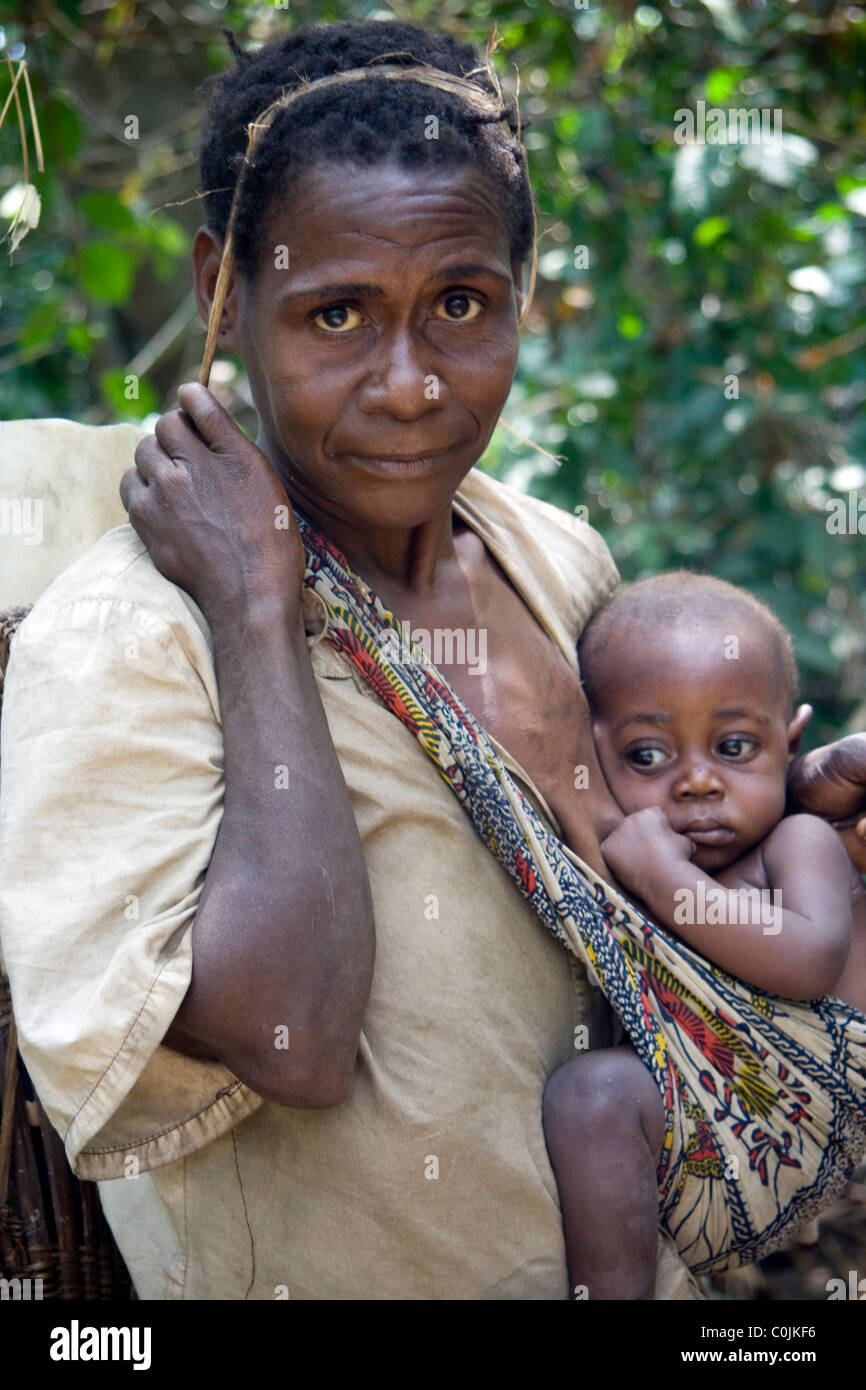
(689, 836, 756, 874)
(690, 846, 737, 873)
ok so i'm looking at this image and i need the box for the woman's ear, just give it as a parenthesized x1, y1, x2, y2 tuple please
(786, 703, 813, 757)
(192, 226, 242, 352)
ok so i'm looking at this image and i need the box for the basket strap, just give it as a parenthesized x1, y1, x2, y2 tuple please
(0, 993, 18, 1207)
(0, 609, 31, 1207)
(0, 605, 32, 720)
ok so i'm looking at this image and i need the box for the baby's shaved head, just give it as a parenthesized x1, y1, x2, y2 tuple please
(579, 571, 799, 715)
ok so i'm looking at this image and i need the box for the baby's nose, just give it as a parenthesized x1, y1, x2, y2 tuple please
(672, 760, 725, 799)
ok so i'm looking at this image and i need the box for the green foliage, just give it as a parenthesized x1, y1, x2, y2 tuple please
(99, 367, 160, 418)
(0, 0, 864, 744)
(78, 243, 136, 303)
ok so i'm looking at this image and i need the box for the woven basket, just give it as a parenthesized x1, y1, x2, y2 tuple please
(0, 605, 134, 1299)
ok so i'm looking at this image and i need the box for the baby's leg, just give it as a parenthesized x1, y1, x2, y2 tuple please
(542, 1046, 665, 1300)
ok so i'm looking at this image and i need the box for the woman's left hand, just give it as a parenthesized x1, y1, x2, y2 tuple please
(787, 732, 866, 874)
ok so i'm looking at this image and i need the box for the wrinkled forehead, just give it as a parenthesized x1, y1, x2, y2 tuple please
(255, 159, 516, 278)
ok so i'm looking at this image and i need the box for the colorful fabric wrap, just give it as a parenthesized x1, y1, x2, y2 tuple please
(297, 508, 866, 1274)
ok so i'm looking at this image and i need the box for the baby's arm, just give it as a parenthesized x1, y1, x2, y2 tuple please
(600, 809, 852, 1000)
(815, 854, 866, 1014)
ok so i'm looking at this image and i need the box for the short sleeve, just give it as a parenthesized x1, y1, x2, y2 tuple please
(0, 593, 263, 1179)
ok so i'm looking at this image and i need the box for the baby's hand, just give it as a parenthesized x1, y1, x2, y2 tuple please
(600, 806, 694, 893)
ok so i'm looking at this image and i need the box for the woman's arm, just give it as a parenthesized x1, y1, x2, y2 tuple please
(165, 594, 376, 1107)
(121, 384, 375, 1108)
(600, 808, 851, 999)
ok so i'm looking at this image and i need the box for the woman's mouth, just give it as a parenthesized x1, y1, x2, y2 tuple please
(346, 447, 453, 476)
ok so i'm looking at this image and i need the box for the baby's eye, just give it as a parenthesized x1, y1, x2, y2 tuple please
(717, 736, 759, 758)
(626, 747, 668, 769)
(313, 304, 365, 333)
(434, 293, 483, 322)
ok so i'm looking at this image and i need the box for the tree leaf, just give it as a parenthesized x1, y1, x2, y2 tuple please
(79, 243, 137, 304)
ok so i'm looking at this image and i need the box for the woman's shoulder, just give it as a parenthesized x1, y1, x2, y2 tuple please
(28, 520, 175, 605)
(457, 466, 615, 565)
(12, 523, 213, 677)
(3, 412, 207, 646)
(455, 466, 619, 629)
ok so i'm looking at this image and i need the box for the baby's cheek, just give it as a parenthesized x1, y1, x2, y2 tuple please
(608, 767, 668, 816)
(743, 773, 788, 836)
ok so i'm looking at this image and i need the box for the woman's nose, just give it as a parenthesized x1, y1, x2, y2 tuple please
(672, 759, 725, 801)
(359, 328, 442, 419)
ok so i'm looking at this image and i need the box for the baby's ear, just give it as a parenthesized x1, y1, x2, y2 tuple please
(786, 703, 813, 756)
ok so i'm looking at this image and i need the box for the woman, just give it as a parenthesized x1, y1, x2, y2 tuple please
(1, 19, 863, 1301)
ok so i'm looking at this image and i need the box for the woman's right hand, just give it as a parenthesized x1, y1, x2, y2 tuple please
(788, 732, 866, 875)
(120, 381, 306, 624)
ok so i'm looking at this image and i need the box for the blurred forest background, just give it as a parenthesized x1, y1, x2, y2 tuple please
(1, 0, 865, 746)
(0, 0, 865, 1302)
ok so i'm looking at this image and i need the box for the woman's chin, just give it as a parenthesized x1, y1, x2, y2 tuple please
(329, 461, 476, 528)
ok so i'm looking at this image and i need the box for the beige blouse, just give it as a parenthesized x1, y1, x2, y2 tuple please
(0, 438, 701, 1300)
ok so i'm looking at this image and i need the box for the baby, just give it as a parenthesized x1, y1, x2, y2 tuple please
(542, 571, 866, 1300)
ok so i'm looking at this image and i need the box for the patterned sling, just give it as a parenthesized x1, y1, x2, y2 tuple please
(297, 507, 866, 1274)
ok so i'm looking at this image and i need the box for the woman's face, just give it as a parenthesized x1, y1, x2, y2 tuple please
(200, 159, 523, 534)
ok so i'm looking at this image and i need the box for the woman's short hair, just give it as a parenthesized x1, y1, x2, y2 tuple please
(197, 19, 535, 280)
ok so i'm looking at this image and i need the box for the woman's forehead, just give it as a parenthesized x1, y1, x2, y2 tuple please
(261, 159, 515, 263)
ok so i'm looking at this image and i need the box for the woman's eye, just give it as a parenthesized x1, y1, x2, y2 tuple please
(435, 293, 483, 322)
(626, 747, 668, 769)
(718, 736, 758, 758)
(312, 304, 365, 333)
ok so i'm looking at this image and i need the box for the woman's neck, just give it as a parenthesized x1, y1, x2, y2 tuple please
(282, 481, 463, 599)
